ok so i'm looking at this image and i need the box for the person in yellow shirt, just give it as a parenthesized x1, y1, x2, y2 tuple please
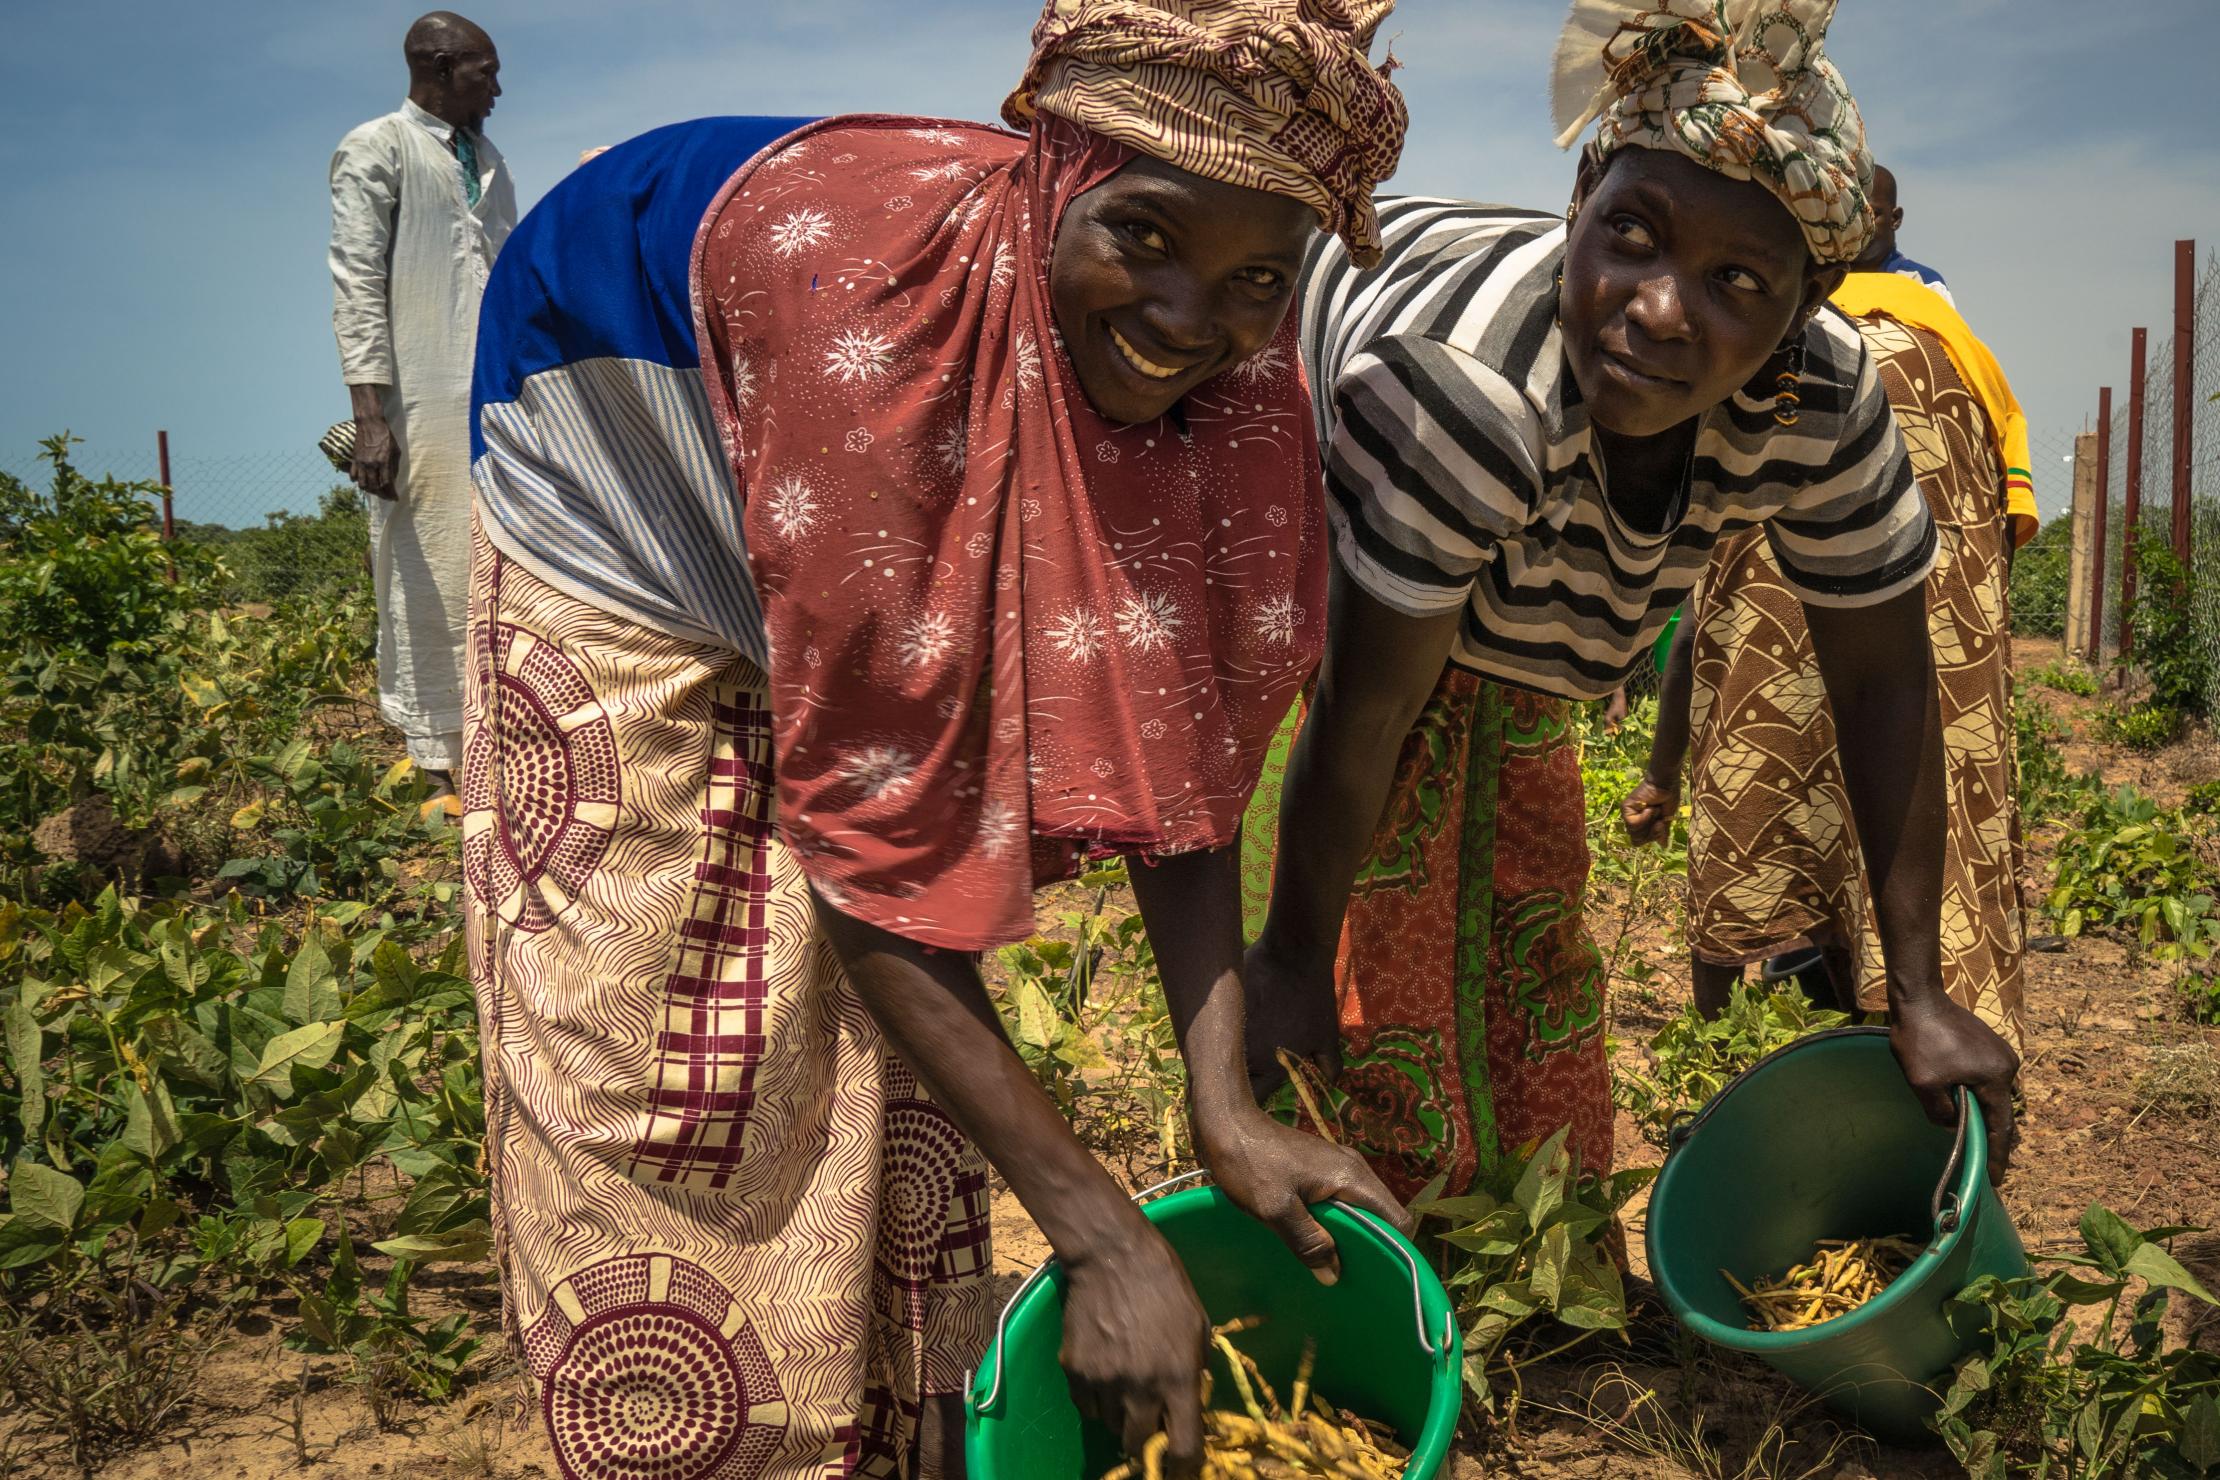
(1627, 175, 2037, 1047)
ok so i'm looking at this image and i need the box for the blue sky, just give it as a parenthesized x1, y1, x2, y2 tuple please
(3, 0, 2215, 521)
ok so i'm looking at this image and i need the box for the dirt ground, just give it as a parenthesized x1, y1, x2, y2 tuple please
(15, 636, 2218, 1480)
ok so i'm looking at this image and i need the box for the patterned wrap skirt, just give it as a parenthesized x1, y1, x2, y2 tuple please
(1684, 313, 2027, 1048)
(462, 527, 994, 1480)
(1241, 673, 1614, 1199)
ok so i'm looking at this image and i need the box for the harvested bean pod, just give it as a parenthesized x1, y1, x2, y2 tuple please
(1724, 1235, 1924, 1332)
(1097, 1319, 1409, 1479)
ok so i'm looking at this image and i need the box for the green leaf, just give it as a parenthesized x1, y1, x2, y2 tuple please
(2081, 1203, 2143, 1276)
(1476, 1280, 1538, 1321)
(1531, 1223, 1570, 1308)
(120, 1078, 181, 1159)
(0, 1215, 67, 1270)
(282, 934, 343, 1026)
(1411, 1192, 1498, 1225)
(2180, 1393, 2220, 1474)
(283, 1216, 326, 1268)
(1511, 1125, 1571, 1227)
(394, 1170, 482, 1237)
(157, 927, 211, 996)
(2048, 1273, 2128, 1306)
(4, 982, 46, 1145)
(9, 1158, 85, 1230)
(82, 1142, 155, 1231)
(2074, 1397, 2105, 1461)
(1013, 977, 1059, 1053)
(2124, 1241, 2218, 1305)
(249, 1020, 346, 1094)
(373, 1221, 490, 1265)
(1051, 1031, 1110, 1072)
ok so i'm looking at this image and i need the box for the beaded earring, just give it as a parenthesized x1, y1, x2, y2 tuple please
(1773, 338, 1807, 428)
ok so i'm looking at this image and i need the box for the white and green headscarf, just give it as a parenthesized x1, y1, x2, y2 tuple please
(1550, 0, 1874, 265)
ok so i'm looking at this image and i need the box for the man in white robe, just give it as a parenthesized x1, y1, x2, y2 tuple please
(330, 12, 517, 798)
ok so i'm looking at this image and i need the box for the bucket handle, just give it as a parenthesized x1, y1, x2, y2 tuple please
(1663, 1026, 1975, 1242)
(1932, 1086, 1970, 1237)
(967, 1169, 1450, 1417)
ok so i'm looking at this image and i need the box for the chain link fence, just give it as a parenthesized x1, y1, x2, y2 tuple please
(2084, 249, 2219, 703)
(2006, 426, 2084, 640)
(0, 437, 368, 604)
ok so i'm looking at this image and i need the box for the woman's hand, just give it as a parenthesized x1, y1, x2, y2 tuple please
(1194, 1101, 1411, 1283)
(813, 899, 1216, 1473)
(1241, 940, 1341, 1100)
(1888, 990, 2020, 1182)
(1059, 1218, 1211, 1476)
(1620, 776, 1679, 846)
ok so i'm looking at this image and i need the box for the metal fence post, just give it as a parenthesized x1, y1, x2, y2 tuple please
(157, 428, 176, 584)
(2121, 329, 2146, 665)
(2065, 432, 2098, 655)
(157, 429, 175, 542)
(2174, 240, 2197, 566)
(2089, 387, 2111, 663)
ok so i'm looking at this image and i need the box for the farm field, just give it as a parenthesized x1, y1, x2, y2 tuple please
(2, 450, 2216, 1479)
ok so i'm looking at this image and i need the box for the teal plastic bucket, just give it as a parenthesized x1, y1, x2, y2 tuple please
(966, 1179, 1460, 1479)
(1645, 1028, 2028, 1443)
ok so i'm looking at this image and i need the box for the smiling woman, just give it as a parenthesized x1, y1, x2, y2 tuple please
(1239, 0, 2020, 1214)
(463, 4, 1407, 1478)
(1049, 157, 1317, 423)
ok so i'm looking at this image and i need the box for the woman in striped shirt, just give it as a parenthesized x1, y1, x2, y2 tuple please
(1240, 0, 2019, 1196)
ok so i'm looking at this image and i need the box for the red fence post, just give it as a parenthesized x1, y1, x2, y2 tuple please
(2089, 387, 2111, 664)
(2174, 239, 2196, 566)
(156, 428, 175, 541)
(2121, 328, 2146, 664)
(157, 428, 176, 584)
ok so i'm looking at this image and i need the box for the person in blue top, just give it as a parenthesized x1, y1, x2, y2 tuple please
(1853, 164, 1955, 307)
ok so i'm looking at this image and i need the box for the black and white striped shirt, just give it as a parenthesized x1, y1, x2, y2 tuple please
(1299, 197, 1935, 699)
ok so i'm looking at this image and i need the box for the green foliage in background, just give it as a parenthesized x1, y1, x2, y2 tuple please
(2016, 689, 2101, 821)
(180, 485, 371, 608)
(2029, 661, 2100, 698)
(992, 861, 1190, 1179)
(0, 439, 379, 903)
(2095, 701, 2186, 752)
(2008, 517, 2073, 639)
(2123, 533, 2211, 721)
(1578, 696, 1688, 889)
(2044, 785, 2220, 962)
(1613, 985, 1850, 1151)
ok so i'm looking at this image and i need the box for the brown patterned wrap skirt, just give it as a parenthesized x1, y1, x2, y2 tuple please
(462, 528, 994, 1480)
(1683, 313, 2027, 1048)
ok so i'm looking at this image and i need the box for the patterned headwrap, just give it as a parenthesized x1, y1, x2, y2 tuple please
(1004, 0, 1408, 266)
(1550, 0, 1874, 265)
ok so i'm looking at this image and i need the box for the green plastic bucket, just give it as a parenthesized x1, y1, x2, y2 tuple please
(1651, 606, 1683, 674)
(966, 1177, 1460, 1478)
(1645, 1027, 2028, 1443)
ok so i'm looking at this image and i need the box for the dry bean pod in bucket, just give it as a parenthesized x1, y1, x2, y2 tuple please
(1645, 1027, 2029, 1443)
(965, 1174, 1460, 1478)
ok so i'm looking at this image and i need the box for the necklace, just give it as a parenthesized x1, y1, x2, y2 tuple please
(1594, 418, 1700, 538)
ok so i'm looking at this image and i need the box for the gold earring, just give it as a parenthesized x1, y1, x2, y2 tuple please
(1773, 339, 1806, 428)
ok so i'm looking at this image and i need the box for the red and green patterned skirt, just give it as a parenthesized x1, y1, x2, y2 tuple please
(1243, 669, 1613, 1200)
